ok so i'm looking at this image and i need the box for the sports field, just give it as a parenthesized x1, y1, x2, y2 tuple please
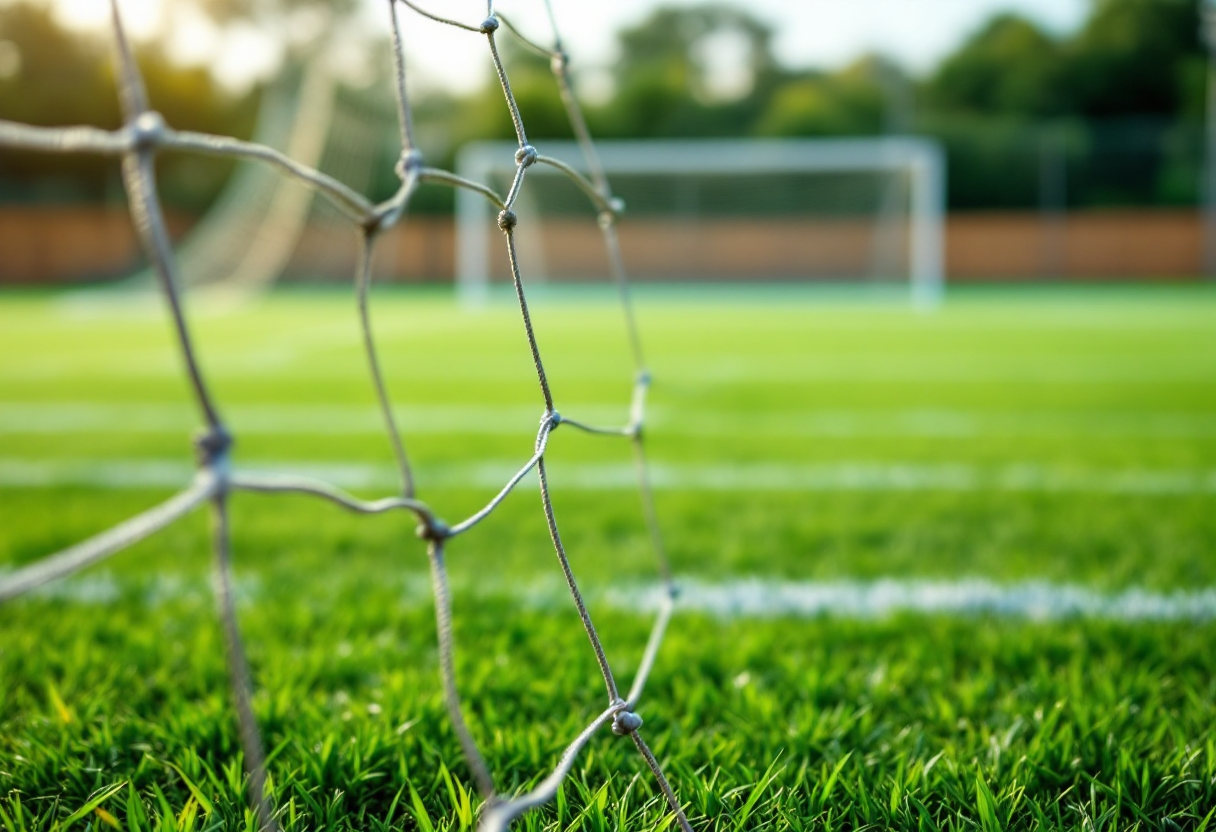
(1, 285, 1215, 830)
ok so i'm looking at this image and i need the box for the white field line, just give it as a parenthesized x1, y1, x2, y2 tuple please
(3, 458, 1216, 495)
(601, 578, 1216, 622)
(1, 403, 1215, 438)
(11, 571, 1216, 622)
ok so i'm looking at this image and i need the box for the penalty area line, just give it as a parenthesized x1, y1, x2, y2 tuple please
(7, 571, 1216, 623)
(599, 578, 1216, 622)
(2, 458, 1216, 495)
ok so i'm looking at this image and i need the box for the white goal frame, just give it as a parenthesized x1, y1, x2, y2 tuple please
(456, 137, 946, 307)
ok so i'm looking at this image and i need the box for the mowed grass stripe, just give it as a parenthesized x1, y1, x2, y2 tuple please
(5, 358, 1216, 384)
(3, 288, 1216, 829)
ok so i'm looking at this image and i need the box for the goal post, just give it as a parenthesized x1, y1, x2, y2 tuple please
(456, 137, 946, 307)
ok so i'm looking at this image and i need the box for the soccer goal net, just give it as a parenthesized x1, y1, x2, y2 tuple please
(458, 137, 946, 306)
(0, 1, 692, 830)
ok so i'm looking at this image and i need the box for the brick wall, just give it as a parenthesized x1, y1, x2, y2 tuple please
(0, 207, 1205, 285)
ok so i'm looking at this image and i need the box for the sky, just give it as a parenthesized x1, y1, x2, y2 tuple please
(35, 0, 1092, 93)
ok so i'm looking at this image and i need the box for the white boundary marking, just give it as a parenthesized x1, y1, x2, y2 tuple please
(12, 572, 1216, 622)
(2, 403, 1215, 438)
(602, 578, 1216, 622)
(3, 458, 1216, 495)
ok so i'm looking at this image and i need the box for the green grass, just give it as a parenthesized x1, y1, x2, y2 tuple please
(1, 285, 1215, 831)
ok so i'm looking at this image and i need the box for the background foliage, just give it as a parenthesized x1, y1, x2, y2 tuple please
(0, 0, 1207, 211)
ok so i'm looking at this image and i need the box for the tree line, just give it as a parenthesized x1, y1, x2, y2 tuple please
(0, 0, 1205, 212)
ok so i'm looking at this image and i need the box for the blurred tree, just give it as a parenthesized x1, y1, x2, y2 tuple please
(1064, 0, 1205, 119)
(0, 1, 256, 207)
(0, 2, 117, 129)
(924, 0, 1205, 121)
(439, 4, 787, 145)
(612, 4, 778, 99)
(455, 41, 575, 144)
(1, 0, 1208, 214)
(925, 13, 1065, 117)
(754, 58, 892, 137)
(590, 4, 783, 138)
(914, 0, 1205, 210)
(0, 2, 117, 201)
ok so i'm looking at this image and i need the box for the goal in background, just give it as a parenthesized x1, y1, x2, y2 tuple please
(457, 137, 946, 307)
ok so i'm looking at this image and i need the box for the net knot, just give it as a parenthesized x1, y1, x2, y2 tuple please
(636, 369, 652, 386)
(364, 208, 388, 235)
(543, 409, 562, 430)
(550, 51, 569, 75)
(395, 148, 424, 179)
(479, 16, 499, 34)
(611, 708, 643, 736)
(515, 144, 538, 168)
(415, 517, 451, 542)
(597, 197, 625, 228)
(193, 426, 233, 469)
(497, 209, 518, 232)
(129, 111, 166, 150)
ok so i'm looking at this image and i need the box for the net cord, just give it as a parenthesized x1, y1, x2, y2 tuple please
(0, 0, 692, 829)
